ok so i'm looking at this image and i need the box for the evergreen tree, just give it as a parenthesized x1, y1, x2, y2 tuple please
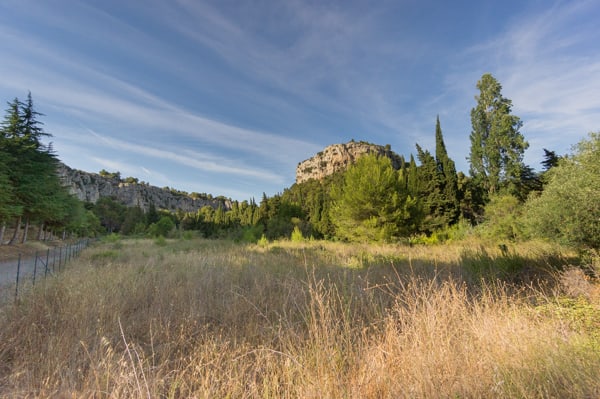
(406, 154, 419, 198)
(434, 116, 460, 225)
(468, 73, 529, 197)
(0, 95, 71, 243)
(93, 197, 126, 232)
(330, 154, 418, 242)
(20, 92, 50, 149)
(416, 144, 445, 233)
(0, 149, 21, 243)
(541, 149, 560, 171)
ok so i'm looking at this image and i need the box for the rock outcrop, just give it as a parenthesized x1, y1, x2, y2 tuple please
(295, 141, 404, 184)
(57, 163, 230, 212)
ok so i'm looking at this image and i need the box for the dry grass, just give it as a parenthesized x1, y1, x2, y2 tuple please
(0, 238, 598, 398)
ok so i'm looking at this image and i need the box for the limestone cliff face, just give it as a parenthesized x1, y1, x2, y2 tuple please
(296, 141, 404, 184)
(57, 163, 230, 212)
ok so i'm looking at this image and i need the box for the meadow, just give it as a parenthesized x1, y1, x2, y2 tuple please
(0, 237, 599, 398)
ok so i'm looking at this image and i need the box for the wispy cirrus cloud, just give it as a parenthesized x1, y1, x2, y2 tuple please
(86, 129, 284, 183)
(438, 0, 600, 168)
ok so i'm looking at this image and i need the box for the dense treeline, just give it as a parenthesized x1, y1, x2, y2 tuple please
(2, 74, 598, 254)
(0, 93, 103, 244)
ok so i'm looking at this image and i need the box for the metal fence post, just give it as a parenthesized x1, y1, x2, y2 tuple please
(15, 253, 21, 301)
(44, 248, 50, 277)
(32, 251, 38, 286)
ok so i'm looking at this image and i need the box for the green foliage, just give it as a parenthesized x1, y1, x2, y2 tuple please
(154, 235, 167, 246)
(101, 232, 121, 244)
(524, 132, 600, 249)
(257, 233, 269, 247)
(120, 206, 146, 235)
(291, 226, 305, 242)
(240, 224, 264, 243)
(330, 154, 419, 242)
(468, 73, 528, 196)
(435, 116, 460, 225)
(99, 169, 121, 180)
(536, 297, 600, 349)
(416, 144, 445, 232)
(0, 93, 86, 243)
(148, 215, 176, 238)
(479, 194, 523, 241)
(409, 233, 440, 246)
(92, 197, 126, 233)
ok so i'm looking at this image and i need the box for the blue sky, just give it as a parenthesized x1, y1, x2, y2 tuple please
(1, 1, 599, 201)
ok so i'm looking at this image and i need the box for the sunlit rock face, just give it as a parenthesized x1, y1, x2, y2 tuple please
(295, 141, 403, 184)
(57, 163, 230, 212)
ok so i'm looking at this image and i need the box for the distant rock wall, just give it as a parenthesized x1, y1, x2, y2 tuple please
(295, 141, 404, 184)
(57, 163, 230, 212)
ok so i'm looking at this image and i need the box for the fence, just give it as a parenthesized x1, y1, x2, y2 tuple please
(0, 238, 92, 301)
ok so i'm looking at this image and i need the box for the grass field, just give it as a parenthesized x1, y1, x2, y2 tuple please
(0, 237, 599, 398)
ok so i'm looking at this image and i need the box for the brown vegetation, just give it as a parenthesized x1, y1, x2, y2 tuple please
(0, 238, 598, 398)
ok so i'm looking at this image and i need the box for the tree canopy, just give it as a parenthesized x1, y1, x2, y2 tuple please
(524, 132, 600, 249)
(468, 73, 528, 196)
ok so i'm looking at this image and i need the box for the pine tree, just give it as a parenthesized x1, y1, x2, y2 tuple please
(541, 149, 560, 171)
(330, 154, 418, 242)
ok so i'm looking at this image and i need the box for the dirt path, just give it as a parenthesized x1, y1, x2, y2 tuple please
(0, 255, 55, 287)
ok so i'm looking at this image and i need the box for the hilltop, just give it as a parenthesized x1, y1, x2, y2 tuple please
(296, 140, 404, 184)
(57, 163, 231, 212)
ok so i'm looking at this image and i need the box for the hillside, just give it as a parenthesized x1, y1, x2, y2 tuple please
(296, 140, 404, 184)
(57, 163, 231, 212)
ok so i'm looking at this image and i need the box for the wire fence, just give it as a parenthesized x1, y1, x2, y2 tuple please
(0, 238, 92, 302)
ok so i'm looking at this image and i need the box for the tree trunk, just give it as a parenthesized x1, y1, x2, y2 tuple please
(37, 222, 44, 241)
(21, 217, 30, 244)
(0, 222, 5, 245)
(8, 216, 21, 245)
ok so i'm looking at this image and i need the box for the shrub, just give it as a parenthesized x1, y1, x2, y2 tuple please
(291, 226, 305, 242)
(148, 216, 175, 238)
(479, 194, 523, 241)
(524, 132, 600, 249)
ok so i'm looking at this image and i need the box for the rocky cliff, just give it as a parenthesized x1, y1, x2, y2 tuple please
(295, 141, 404, 184)
(57, 163, 230, 212)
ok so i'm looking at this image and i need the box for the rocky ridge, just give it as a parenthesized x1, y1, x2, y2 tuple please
(57, 163, 230, 212)
(295, 141, 404, 184)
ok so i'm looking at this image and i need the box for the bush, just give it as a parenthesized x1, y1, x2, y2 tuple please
(524, 132, 600, 249)
(479, 194, 523, 241)
(257, 234, 268, 247)
(291, 226, 305, 242)
(148, 216, 175, 238)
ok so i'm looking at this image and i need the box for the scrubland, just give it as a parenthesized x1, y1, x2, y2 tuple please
(0, 237, 599, 398)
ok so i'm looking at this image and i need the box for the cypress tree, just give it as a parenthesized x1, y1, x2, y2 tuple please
(416, 144, 445, 233)
(434, 116, 460, 225)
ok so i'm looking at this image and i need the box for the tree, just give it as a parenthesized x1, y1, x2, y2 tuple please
(148, 215, 175, 238)
(330, 154, 418, 242)
(416, 144, 445, 233)
(0, 150, 21, 243)
(524, 132, 600, 250)
(435, 116, 460, 225)
(93, 197, 126, 233)
(468, 73, 529, 196)
(0, 94, 71, 243)
(541, 149, 560, 171)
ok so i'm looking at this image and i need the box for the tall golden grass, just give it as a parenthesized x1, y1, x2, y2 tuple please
(0, 238, 598, 398)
